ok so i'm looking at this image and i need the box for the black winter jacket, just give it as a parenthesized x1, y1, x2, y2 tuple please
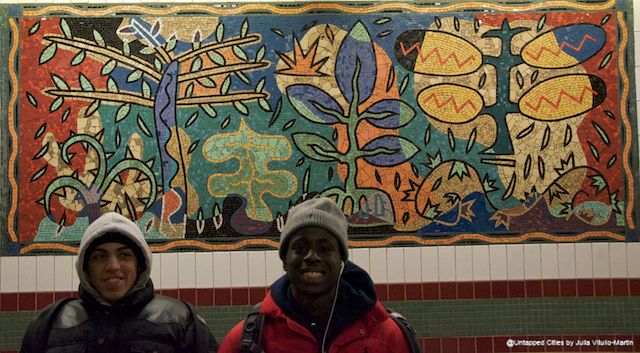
(20, 281, 217, 353)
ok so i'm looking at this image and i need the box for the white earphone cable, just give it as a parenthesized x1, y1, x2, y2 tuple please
(321, 261, 345, 353)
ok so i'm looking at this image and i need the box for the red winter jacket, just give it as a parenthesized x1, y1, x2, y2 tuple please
(219, 262, 411, 353)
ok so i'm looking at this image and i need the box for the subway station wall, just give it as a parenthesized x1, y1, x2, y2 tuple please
(1, 1, 639, 352)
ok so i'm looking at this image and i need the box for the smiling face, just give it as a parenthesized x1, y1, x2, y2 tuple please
(284, 227, 342, 300)
(87, 242, 138, 303)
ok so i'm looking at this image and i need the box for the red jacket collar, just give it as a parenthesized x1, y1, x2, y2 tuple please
(259, 290, 391, 345)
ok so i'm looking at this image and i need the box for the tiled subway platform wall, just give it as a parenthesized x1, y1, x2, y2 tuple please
(2, 244, 640, 352)
(1, 0, 640, 352)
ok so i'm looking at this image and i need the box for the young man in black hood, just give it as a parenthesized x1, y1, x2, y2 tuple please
(218, 198, 414, 353)
(21, 212, 218, 353)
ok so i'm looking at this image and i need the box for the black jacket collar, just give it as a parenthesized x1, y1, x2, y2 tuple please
(79, 279, 155, 314)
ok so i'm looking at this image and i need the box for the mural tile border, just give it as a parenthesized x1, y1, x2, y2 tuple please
(1, 0, 637, 255)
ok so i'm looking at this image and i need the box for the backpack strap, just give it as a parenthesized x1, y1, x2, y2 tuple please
(386, 307, 422, 353)
(239, 302, 265, 353)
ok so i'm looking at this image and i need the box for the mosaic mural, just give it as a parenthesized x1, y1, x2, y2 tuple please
(2, 1, 636, 254)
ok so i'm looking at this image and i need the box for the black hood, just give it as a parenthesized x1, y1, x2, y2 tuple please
(271, 260, 377, 345)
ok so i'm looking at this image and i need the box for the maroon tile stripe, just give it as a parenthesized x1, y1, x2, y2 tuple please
(2, 279, 639, 312)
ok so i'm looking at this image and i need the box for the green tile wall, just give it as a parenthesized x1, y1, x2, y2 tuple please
(2, 297, 640, 350)
(0, 312, 35, 350)
(198, 305, 254, 341)
(389, 297, 640, 337)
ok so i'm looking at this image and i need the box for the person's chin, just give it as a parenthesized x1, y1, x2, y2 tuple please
(98, 286, 129, 302)
(296, 281, 332, 296)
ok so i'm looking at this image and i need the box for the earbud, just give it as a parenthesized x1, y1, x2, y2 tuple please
(340, 261, 345, 270)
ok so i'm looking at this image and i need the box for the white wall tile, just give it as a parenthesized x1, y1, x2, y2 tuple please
(248, 251, 266, 287)
(230, 251, 248, 287)
(558, 243, 576, 279)
(213, 252, 231, 288)
(72, 263, 80, 290)
(635, 32, 640, 66)
(610, 242, 628, 278)
(489, 245, 507, 280)
(195, 252, 214, 288)
(592, 243, 610, 278)
(0, 257, 18, 292)
(6, 237, 640, 294)
(369, 248, 387, 284)
(627, 242, 640, 277)
(575, 243, 593, 278)
(421, 247, 439, 282)
(18, 257, 37, 292)
(36, 256, 55, 291)
(160, 253, 178, 289)
(351, 248, 370, 273)
(506, 245, 524, 280)
(540, 244, 559, 279)
(455, 246, 473, 281)
(54, 256, 73, 292)
(150, 253, 162, 288)
(387, 248, 404, 283)
(265, 250, 283, 285)
(523, 244, 541, 280)
(472, 245, 490, 281)
(637, 67, 640, 102)
(635, 4, 640, 32)
(403, 247, 421, 283)
(178, 252, 196, 288)
(438, 247, 455, 281)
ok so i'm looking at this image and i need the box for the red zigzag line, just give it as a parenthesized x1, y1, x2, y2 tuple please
(400, 42, 476, 68)
(423, 93, 477, 113)
(525, 86, 599, 112)
(524, 34, 598, 61)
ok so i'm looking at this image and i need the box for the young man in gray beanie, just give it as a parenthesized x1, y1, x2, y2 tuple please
(219, 197, 416, 353)
(21, 212, 218, 353)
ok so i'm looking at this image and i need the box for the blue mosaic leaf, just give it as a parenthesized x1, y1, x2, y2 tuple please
(336, 21, 376, 105)
(362, 99, 415, 128)
(287, 84, 343, 124)
(362, 135, 419, 167)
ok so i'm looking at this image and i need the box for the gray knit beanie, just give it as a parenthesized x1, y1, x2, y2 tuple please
(279, 197, 349, 260)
